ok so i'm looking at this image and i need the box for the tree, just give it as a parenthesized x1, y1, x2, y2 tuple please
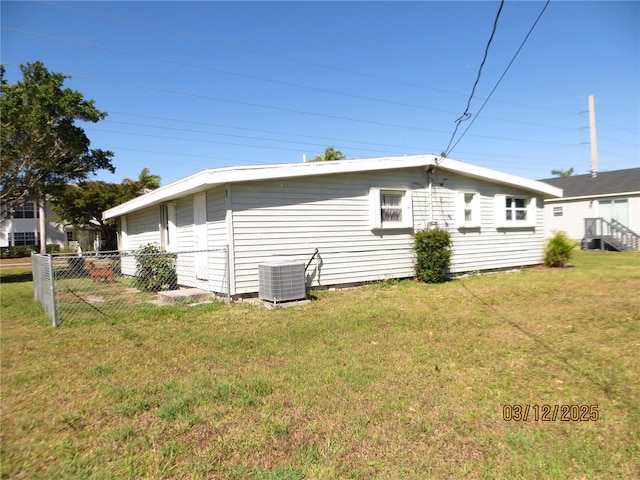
(551, 167, 574, 177)
(122, 166, 161, 195)
(49, 168, 161, 251)
(49, 181, 124, 251)
(313, 146, 346, 162)
(0, 62, 114, 252)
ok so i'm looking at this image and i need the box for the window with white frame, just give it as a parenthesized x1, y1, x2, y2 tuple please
(370, 188, 413, 229)
(12, 203, 37, 219)
(12, 232, 38, 246)
(494, 194, 536, 227)
(456, 192, 480, 228)
(506, 197, 528, 221)
(553, 206, 563, 217)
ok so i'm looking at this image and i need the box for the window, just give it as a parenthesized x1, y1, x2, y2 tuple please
(553, 206, 563, 217)
(12, 203, 37, 219)
(506, 197, 528, 221)
(456, 192, 480, 228)
(381, 192, 403, 223)
(12, 232, 38, 246)
(494, 195, 536, 228)
(66, 231, 75, 243)
(370, 188, 412, 230)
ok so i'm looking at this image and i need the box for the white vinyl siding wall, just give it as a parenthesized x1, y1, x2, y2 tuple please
(205, 187, 229, 295)
(230, 169, 429, 294)
(543, 198, 594, 241)
(120, 206, 160, 275)
(117, 166, 551, 295)
(544, 194, 640, 242)
(432, 173, 545, 273)
(168, 190, 228, 295)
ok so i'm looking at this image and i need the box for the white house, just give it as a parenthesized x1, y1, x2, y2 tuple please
(103, 155, 562, 298)
(540, 168, 640, 250)
(0, 201, 67, 249)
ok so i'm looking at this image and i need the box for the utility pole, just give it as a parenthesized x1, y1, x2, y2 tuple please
(588, 95, 598, 177)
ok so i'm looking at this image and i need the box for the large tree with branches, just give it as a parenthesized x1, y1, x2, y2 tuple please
(49, 168, 161, 251)
(0, 62, 114, 252)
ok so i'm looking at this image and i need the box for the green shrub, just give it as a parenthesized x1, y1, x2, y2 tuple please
(544, 231, 579, 267)
(134, 244, 178, 292)
(414, 227, 452, 283)
(46, 244, 61, 254)
(0, 245, 36, 258)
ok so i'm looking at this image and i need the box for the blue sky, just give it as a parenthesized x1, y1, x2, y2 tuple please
(2, 1, 638, 186)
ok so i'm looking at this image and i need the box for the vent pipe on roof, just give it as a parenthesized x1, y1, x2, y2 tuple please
(588, 95, 598, 178)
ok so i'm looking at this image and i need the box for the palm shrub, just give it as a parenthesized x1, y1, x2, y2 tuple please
(544, 231, 579, 267)
(414, 227, 452, 283)
(134, 244, 178, 292)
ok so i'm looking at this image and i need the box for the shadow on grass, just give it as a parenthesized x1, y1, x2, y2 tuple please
(1, 272, 33, 283)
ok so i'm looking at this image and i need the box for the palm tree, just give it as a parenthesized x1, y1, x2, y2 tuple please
(314, 146, 346, 162)
(551, 167, 574, 177)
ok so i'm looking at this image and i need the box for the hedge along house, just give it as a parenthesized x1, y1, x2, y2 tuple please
(103, 155, 562, 299)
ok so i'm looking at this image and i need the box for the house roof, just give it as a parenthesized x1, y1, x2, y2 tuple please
(539, 168, 640, 200)
(103, 154, 563, 220)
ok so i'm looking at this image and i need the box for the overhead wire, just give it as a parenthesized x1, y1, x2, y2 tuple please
(1, 27, 459, 116)
(445, 0, 551, 157)
(32, 1, 585, 117)
(443, 0, 505, 157)
(10, 1, 632, 172)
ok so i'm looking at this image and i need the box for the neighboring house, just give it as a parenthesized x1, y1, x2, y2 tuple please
(0, 201, 100, 251)
(540, 168, 640, 251)
(0, 201, 67, 249)
(103, 154, 562, 298)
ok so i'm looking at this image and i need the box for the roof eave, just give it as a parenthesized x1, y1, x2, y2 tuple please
(544, 190, 640, 202)
(103, 155, 562, 220)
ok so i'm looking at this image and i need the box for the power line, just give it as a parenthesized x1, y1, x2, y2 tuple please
(101, 121, 405, 156)
(1, 27, 460, 117)
(106, 112, 429, 151)
(45, 71, 453, 135)
(105, 111, 581, 151)
(443, 0, 505, 157)
(31, 1, 584, 117)
(445, 0, 551, 156)
(35, 1, 472, 99)
(598, 120, 640, 136)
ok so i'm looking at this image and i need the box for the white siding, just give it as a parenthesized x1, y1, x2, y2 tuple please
(169, 189, 229, 294)
(437, 173, 546, 273)
(0, 205, 66, 248)
(125, 206, 160, 250)
(543, 198, 594, 241)
(176, 196, 194, 251)
(121, 206, 160, 276)
(119, 167, 551, 295)
(543, 194, 640, 242)
(629, 197, 640, 234)
(206, 187, 229, 295)
(231, 168, 428, 294)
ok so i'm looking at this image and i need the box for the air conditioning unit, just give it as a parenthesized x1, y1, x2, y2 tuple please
(258, 260, 306, 303)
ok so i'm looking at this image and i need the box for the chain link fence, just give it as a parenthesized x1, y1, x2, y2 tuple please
(32, 247, 229, 326)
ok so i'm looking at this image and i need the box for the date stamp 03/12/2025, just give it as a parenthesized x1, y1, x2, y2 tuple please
(502, 404, 599, 422)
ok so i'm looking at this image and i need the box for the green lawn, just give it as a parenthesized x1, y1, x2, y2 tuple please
(1, 251, 639, 479)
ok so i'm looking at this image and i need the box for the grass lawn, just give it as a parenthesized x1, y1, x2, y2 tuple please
(1, 251, 639, 479)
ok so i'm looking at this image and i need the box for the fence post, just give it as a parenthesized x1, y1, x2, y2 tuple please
(48, 254, 58, 327)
